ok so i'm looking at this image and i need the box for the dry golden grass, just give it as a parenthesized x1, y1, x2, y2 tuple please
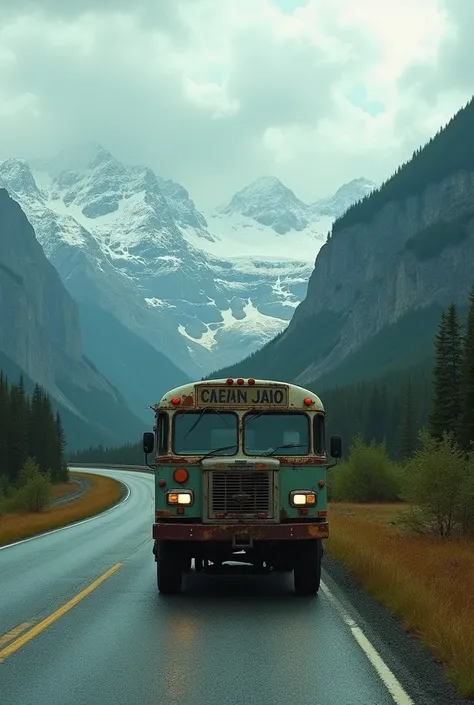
(0, 472, 123, 547)
(327, 502, 474, 698)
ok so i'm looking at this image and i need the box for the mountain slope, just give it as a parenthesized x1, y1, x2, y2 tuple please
(208, 97, 474, 387)
(0, 146, 375, 378)
(0, 188, 144, 450)
(77, 302, 189, 422)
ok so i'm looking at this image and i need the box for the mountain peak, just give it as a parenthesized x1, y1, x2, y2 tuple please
(34, 143, 115, 178)
(217, 176, 309, 234)
(333, 177, 376, 196)
(313, 177, 377, 218)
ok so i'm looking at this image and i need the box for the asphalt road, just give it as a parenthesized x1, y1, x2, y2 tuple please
(49, 475, 92, 508)
(0, 468, 468, 705)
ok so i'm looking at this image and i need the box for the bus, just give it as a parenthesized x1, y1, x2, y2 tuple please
(142, 377, 342, 596)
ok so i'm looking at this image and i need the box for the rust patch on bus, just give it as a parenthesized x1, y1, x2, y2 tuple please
(181, 395, 194, 407)
(153, 522, 329, 541)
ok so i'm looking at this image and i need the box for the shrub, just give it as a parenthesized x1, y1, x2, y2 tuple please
(330, 435, 402, 502)
(7, 457, 53, 513)
(401, 430, 474, 537)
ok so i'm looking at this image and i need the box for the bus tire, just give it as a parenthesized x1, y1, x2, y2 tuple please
(157, 543, 182, 595)
(293, 540, 322, 596)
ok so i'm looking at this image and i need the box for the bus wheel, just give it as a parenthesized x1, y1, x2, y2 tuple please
(157, 543, 182, 595)
(293, 540, 322, 596)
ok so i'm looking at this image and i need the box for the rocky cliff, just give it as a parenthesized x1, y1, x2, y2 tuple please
(209, 169, 474, 386)
(291, 170, 474, 382)
(0, 188, 143, 447)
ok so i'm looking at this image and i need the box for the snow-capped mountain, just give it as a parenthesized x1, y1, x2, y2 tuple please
(0, 144, 375, 379)
(218, 176, 311, 234)
(312, 177, 376, 217)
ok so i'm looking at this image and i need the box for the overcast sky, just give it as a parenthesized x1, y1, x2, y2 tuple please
(0, 0, 472, 208)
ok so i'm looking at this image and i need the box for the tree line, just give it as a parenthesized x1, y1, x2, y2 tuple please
(329, 286, 474, 537)
(331, 95, 474, 233)
(0, 374, 68, 513)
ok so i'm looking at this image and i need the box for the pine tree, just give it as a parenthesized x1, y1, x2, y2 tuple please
(444, 302, 463, 431)
(428, 304, 463, 439)
(39, 392, 61, 481)
(365, 385, 387, 444)
(28, 384, 45, 471)
(7, 381, 29, 485)
(399, 375, 417, 460)
(55, 412, 68, 481)
(460, 285, 474, 451)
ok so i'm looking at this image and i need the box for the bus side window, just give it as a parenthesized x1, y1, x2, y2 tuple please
(156, 412, 169, 454)
(314, 414, 325, 455)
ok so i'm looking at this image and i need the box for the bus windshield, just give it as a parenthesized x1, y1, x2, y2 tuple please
(243, 412, 309, 456)
(173, 411, 238, 455)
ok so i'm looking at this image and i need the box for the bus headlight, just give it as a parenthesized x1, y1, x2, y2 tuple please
(166, 490, 194, 506)
(290, 490, 316, 507)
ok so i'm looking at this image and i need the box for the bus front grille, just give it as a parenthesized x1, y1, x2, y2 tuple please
(210, 470, 272, 516)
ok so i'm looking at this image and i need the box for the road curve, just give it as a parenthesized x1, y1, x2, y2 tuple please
(49, 474, 92, 508)
(0, 468, 466, 705)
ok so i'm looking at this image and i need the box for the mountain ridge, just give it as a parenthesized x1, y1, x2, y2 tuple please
(206, 97, 474, 388)
(0, 188, 145, 449)
(0, 146, 375, 382)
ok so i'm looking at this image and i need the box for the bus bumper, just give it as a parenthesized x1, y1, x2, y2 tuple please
(152, 522, 329, 541)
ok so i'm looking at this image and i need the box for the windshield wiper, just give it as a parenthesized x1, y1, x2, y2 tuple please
(243, 410, 266, 426)
(262, 443, 305, 457)
(201, 445, 237, 459)
(183, 408, 228, 439)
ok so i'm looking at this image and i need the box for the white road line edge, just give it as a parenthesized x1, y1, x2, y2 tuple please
(0, 474, 133, 552)
(320, 580, 414, 705)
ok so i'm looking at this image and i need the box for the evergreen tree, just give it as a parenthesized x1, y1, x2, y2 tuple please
(39, 392, 61, 481)
(55, 412, 68, 481)
(0, 371, 69, 490)
(399, 375, 417, 460)
(428, 304, 463, 439)
(28, 385, 45, 471)
(445, 303, 463, 430)
(365, 385, 387, 444)
(460, 285, 474, 451)
(6, 381, 29, 485)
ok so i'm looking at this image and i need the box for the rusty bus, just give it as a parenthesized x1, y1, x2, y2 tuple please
(143, 377, 342, 595)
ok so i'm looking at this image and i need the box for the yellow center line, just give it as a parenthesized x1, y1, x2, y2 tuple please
(0, 562, 123, 664)
(0, 622, 35, 647)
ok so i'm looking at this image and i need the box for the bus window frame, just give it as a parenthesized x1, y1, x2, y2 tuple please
(171, 409, 240, 456)
(156, 412, 169, 454)
(242, 410, 311, 457)
(313, 413, 326, 455)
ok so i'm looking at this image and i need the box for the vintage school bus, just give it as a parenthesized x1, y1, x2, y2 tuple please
(143, 377, 342, 595)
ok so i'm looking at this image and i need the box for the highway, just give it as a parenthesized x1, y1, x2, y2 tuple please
(0, 468, 467, 705)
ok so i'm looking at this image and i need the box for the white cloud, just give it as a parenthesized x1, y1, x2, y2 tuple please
(0, 0, 472, 208)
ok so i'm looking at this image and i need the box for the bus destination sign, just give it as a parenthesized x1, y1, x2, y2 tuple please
(196, 385, 289, 407)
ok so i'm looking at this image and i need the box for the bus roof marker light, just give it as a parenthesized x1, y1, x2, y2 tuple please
(226, 378, 234, 385)
(304, 397, 313, 406)
(248, 378, 255, 385)
(171, 396, 180, 405)
(237, 378, 244, 385)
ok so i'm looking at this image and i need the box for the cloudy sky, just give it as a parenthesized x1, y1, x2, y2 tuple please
(0, 0, 472, 208)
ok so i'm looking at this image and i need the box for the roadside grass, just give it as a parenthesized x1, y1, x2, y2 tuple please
(0, 472, 123, 547)
(327, 502, 474, 698)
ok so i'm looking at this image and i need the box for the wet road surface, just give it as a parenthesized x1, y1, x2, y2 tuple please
(0, 468, 467, 705)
